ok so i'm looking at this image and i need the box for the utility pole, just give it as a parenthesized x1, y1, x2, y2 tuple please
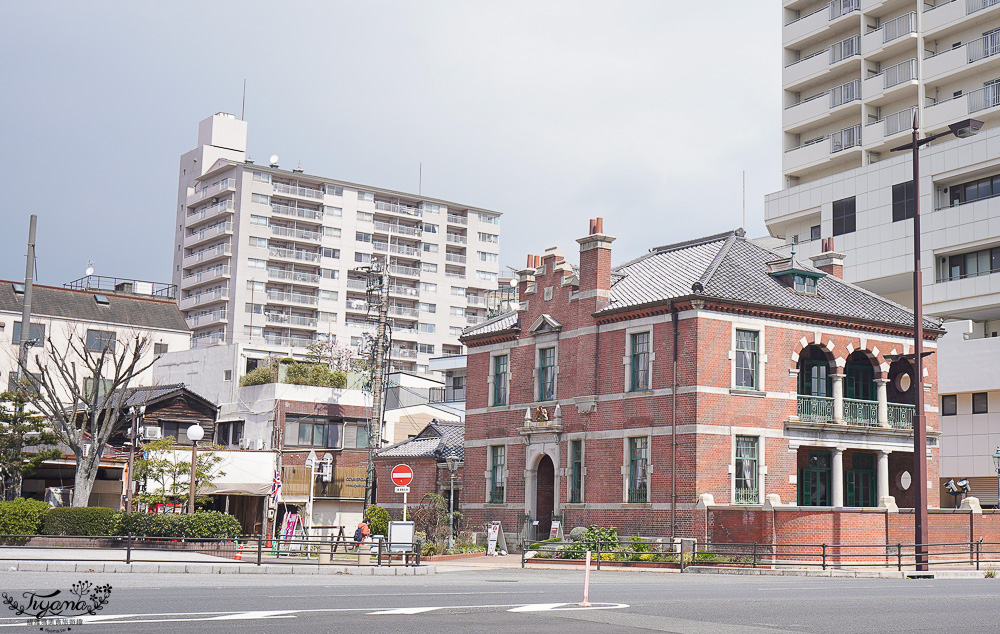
(360, 259, 390, 511)
(18, 215, 37, 374)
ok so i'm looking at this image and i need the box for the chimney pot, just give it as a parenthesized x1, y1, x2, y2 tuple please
(595, 217, 603, 233)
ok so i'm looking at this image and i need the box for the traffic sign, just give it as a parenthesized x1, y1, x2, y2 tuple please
(391, 464, 413, 487)
(395, 485, 410, 493)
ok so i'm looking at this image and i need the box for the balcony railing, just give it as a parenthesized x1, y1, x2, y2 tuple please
(968, 31, 1000, 63)
(270, 203, 324, 221)
(268, 247, 321, 263)
(488, 488, 505, 504)
(844, 398, 878, 427)
(446, 253, 467, 264)
(887, 403, 915, 429)
(183, 243, 231, 266)
(446, 233, 467, 244)
(373, 220, 421, 236)
(446, 214, 468, 225)
(187, 199, 234, 223)
(346, 278, 368, 290)
(882, 12, 916, 43)
(466, 315, 485, 325)
(184, 221, 233, 246)
(797, 395, 834, 422)
(428, 385, 466, 403)
(189, 178, 236, 202)
(882, 58, 917, 89)
(265, 313, 318, 328)
(182, 266, 230, 285)
(391, 348, 418, 359)
(467, 295, 487, 306)
(391, 244, 420, 256)
(374, 201, 421, 217)
(627, 487, 648, 504)
(829, 0, 859, 20)
(271, 225, 322, 241)
(884, 107, 916, 136)
(831, 125, 862, 153)
(262, 334, 315, 348)
(734, 487, 760, 505)
(830, 35, 860, 64)
(267, 268, 320, 284)
(272, 182, 324, 200)
(969, 84, 1000, 114)
(830, 79, 860, 107)
(968, 0, 1000, 14)
(266, 290, 318, 306)
(389, 285, 419, 297)
(186, 309, 227, 327)
(389, 305, 419, 318)
(389, 264, 420, 277)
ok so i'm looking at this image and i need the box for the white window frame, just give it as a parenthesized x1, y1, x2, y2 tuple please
(622, 325, 654, 392)
(730, 323, 767, 393)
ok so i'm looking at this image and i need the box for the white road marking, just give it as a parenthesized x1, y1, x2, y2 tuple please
(367, 607, 444, 615)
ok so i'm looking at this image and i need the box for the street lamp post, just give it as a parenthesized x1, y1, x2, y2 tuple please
(186, 423, 205, 515)
(125, 405, 145, 514)
(305, 450, 318, 537)
(993, 447, 1000, 510)
(445, 455, 459, 551)
(891, 115, 983, 571)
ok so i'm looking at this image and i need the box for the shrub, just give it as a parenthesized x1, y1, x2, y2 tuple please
(239, 366, 274, 387)
(41, 507, 116, 536)
(557, 525, 620, 560)
(116, 511, 241, 539)
(0, 498, 49, 538)
(569, 526, 587, 542)
(284, 363, 346, 388)
(365, 505, 390, 537)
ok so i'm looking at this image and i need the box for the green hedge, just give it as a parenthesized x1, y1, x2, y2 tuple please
(116, 511, 241, 539)
(41, 507, 116, 536)
(0, 499, 49, 539)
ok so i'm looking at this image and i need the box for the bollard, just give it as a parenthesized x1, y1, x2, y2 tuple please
(752, 543, 758, 569)
(578, 551, 592, 607)
(897, 543, 902, 572)
(125, 533, 132, 565)
(257, 534, 263, 566)
(822, 544, 827, 571)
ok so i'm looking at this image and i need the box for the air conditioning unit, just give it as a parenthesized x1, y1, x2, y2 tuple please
(239, 437, 250, 450)
(253, 439, 264, 450)
(142, 426, 162, 439)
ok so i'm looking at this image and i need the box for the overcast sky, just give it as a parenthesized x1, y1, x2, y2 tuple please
(0, 1, 781, 287)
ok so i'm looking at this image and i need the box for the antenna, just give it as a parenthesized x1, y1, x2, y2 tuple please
(269, 155, 279, 167)
(419, 161, 422, 195)
(85, 260, 94, 277)
(241, 79, 247, 121)
(742, 170, 746, 231)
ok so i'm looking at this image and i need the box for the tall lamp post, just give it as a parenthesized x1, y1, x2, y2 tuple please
(125, 405, 145, 514)
(445, 455, 460, 551)
(891, 115, 983, 571)
(186, 423, 205, 515)
(304, 450, 318, 537)
(993, 447, 1000, 511)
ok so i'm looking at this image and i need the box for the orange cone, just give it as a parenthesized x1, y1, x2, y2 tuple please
(234, 542, 245, 561)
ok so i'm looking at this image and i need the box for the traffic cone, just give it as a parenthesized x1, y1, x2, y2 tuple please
(234, 542, 245, 561)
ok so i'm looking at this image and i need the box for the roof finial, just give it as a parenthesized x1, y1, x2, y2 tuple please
(790, 241, 796, 261)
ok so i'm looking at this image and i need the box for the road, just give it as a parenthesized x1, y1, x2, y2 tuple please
(0, 566, 997, 632)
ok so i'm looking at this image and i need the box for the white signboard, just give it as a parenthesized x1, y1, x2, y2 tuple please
(487, 521, 507, 556)
(395, 485, 410, 493)
(388, 521, 415, 553)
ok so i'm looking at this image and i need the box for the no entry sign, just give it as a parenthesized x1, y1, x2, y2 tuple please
(391, 464, 413, 487)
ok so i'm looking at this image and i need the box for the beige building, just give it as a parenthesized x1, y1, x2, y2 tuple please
(174, 113, 502, 380)
(769, 0, 1000, 503)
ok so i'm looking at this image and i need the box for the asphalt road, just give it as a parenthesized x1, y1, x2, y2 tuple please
(0, 567, 997, 633)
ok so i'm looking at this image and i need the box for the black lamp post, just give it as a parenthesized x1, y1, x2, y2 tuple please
(891, 115, 983, 571)
(993, 447, 1000, 510)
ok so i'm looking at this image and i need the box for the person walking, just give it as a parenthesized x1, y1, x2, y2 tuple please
(353, 517, 370, 551)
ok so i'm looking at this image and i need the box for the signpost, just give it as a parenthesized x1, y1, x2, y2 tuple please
(392, 464, 413, 521)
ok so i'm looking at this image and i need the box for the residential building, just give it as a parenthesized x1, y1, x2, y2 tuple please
(174, 113, 502, 378)
(461, 221, 940, 543)
(770, 1, 1000, 503)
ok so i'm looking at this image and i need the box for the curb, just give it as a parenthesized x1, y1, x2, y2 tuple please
(682, 566, 986, 579)
(3, 562, 435, 576)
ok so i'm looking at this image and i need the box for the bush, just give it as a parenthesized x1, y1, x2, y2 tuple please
(365, 505, 390, 537)
(239, 366, 274, 387)
(557, 525, 620, 560)
(284, 363, 346, 388)
(569, 526, 587, 542)
(41, 507, 116, 536)
(116, 511, 241, 539)
(0, 498, 49, 538)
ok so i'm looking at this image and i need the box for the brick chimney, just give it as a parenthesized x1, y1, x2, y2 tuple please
(576, 218, 615, 302)
(809, 237, 846, 279)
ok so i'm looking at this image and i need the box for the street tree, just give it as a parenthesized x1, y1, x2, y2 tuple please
(0, 391, 61, 500)
(16, 329, 156, 506)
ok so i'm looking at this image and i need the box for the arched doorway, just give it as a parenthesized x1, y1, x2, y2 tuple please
(535, 455, 555, 540)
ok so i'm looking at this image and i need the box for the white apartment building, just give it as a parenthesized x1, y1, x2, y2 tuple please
(174, 113, 502, 377)
(769, 0, 1000, 504)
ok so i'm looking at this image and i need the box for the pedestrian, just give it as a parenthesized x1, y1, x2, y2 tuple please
(354, 517, 370, 550)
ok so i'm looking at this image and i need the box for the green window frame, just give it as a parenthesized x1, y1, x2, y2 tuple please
(489, 445, 505, 504)
(629, 332, 650, 391)
(735, 329, 759, 390)
(492, 354, 508, 406)
(570, 440, 583, 503)
(798, 451, 831, 506)
(734, 436, 759, 504)
(628, 437, 648, 503)
(538, 347, 556, 401)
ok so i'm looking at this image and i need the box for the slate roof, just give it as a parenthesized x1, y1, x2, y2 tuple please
(96, 383, 218, 411)
(378, 420, 464, 460)
(0, 281, 188, 332)
(463, 230, 940, 337)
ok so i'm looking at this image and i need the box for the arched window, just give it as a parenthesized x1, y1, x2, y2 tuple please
(845, 350, 876, 401)
(798, 345, 831, 397)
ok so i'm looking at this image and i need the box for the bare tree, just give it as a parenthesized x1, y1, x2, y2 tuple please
(16, 330, 156, 506)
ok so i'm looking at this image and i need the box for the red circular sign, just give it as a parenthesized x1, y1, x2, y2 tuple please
(391, 464, 413, 487)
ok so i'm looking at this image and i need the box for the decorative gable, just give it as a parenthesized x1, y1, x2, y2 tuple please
(529, 314, 562, 334)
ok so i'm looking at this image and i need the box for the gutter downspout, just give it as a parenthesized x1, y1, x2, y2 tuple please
(670, 300, 679, 541)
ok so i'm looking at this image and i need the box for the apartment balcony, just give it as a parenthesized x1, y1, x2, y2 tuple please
(860, 12, 916, 59)
(186, 199, 234, 226)
(446, 213, 468, 226)
(785, 79, 861, 132)
(389, 284, 419, 298)
(270, 203, 324, 222)
(784, 37, 861, 91)
(466, 315, 485, 325)
(796, 395, 914, 430)
(372, 220, 421, 237)
(389, 305, 419, 318)
(183, 243, 231, 268)
(271, 225, 322, 242)
(445, 270, 466, 279)
(467, 295, 487, 307)
(346, 278, 368, 291)
(924, 0, 1000, 38)
(181, 266, 230, 289)
(393, 325, 418, 338)
(267, 268, 321, 284)
(445, 253, 467, 264)
(262, 334, 315, 348)
(783, 124, 862, 175)
(179, 287, 228, 310)
(861, 58, 917, 105)
(191, 333, 226, 348)
(272, 182, 324, 201)
(446, 233, 467, 245)
(186, 178, 237, 206)
(862, 106, 915, 149)
(345, 298, 371, 312)
(391, 348, 418, 360)
(183, 222, 233, 248)
(783, 1, 859, 49)
(372, 241, 389, 253)
(265, 290, 319, 306)
(926, 84, 1000, 133)
(373, 200, 422, 217)
(186, 308, 228, 328)
(390, 243, 420, 257)
(268, 246, 321, 263)
(925, 34, 1000, 83)
(388, 264, 420, 278)
(264, 313, 318, 328)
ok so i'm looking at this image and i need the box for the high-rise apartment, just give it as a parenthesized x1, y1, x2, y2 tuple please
(174, 113, 502, 374)
(767, 1, 1000, 504)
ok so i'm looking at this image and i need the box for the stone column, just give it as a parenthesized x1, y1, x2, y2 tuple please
(832, 373, 845, 425)
(876, 378, 890, 428)
(877, 450, 890, 502)
(832, 448, 844, 507)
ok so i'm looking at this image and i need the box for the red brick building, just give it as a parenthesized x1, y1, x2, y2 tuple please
(374, 420, 464, 518)
(460, 222, 942, 543)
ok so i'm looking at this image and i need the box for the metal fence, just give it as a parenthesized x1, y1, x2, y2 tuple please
(0, 534, 421, 568)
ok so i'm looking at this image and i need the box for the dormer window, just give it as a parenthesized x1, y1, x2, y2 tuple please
(793, 274, 817, 295)
(767, 255, 824, 296)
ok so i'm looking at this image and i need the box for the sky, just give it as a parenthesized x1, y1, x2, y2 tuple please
(0, 1, 781, 287)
